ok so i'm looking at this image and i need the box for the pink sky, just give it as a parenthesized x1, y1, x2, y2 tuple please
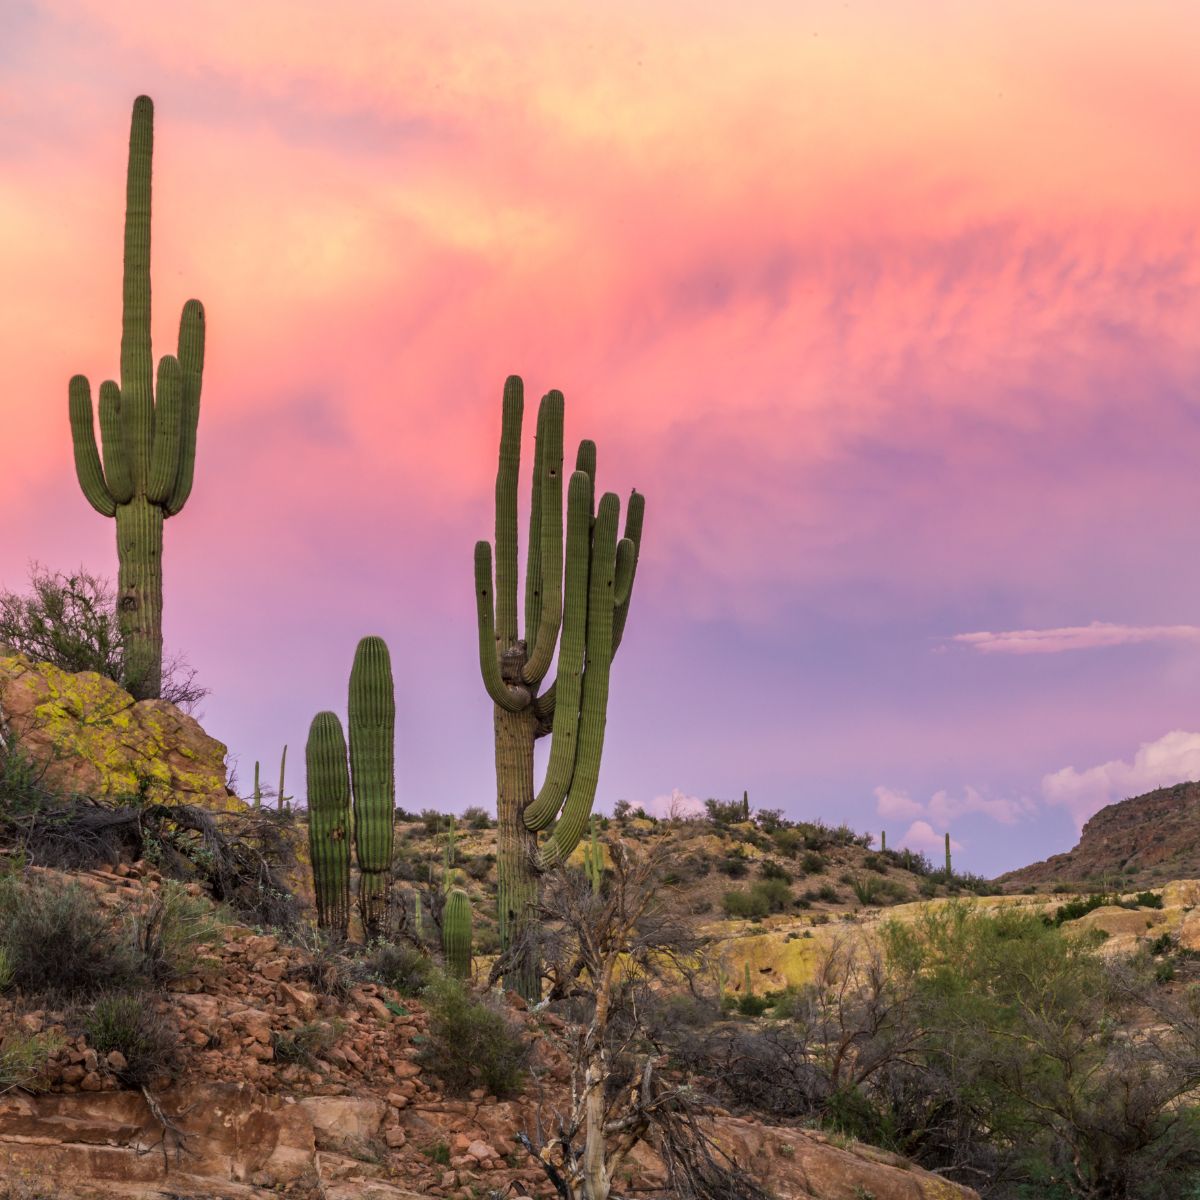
(3, 1, 1200, 873)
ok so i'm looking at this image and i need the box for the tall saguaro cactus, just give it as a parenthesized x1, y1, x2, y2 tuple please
(349, 636, 396, 938)
(305, 712, 352, 937)
(475, 376, 644, 999)
(68, 96, 205, 700)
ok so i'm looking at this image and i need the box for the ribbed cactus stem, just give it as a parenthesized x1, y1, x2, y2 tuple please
(253, 761, 261, 809)
(743, 962, 752, 997)
(349, 636, 396, 938)
(742, 791, 750, 820)
(475, 376, 646, 1000)
(67, 96, 205, 700)
(945, 832, 952, 878)
(585, 818, 603, 893)
(305, 713, 351, 937)
(443, 887, 473, 980)
(880, 830, 886, 852)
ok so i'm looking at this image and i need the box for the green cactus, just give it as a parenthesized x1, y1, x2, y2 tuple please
(743, 962, 753, 997)
(880, 830, 886, 852)
(305, 713, 352, 936)
(443, 816, 457, 892)
(414, 892, 424, 939)
(253, 761, 261, 809)
(475, 377, 644, 998)
(67, 96, 204, 700)
(742, 790, 750, 821)
(277, 745, 291, 811)
(945, 832, 952, 878)
(349, 636, 396, 938)
(443, 886, 473, 979)
(585, 817, 604, 894)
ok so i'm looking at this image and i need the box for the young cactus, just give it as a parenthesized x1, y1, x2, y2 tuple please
(67, 96, 205, 700)
(475, 377, 645, 998)
(305, 713, 352, 937)
(349, 637, 396, 938)
(443, 887, 473, 980)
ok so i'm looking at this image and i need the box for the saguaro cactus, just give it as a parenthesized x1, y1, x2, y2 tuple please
(349, 636, 396, 938)
(475, 376, 644, 999)
(585, 818, 604, 894)
(305, 713, 352, 937)
(945, 832, 953, 878)
(68, 96, 205, 700)
(443, 887, 473, 979)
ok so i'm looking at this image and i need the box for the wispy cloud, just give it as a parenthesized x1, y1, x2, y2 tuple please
(898, 820, 964, 856)
(1042, 730, 1200, 827)
(951, 622, 1200, 655)
(874, 784, 1033, 829)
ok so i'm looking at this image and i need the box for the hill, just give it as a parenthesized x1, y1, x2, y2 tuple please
(999, 780, 1200, 890)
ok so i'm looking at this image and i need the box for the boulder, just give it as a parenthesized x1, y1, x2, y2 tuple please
(0, 650, 235, 809)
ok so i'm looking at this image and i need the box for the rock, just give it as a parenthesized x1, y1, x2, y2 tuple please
(0, 650, 235, 810)
(466, 1140, 496, 1162)
(298, 1095, 387, 1146)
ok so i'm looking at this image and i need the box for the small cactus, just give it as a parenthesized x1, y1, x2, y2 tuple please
(741, 790, 750, 820)
(253, 761, 261, 809)
(880, 829, 886, 852)
(443, 887, 473, 979)
(945, 832, 952, 878)
(277, 745, 291, 811)
(305, 713, 352, 937)
(584, 817, 604, 893)
(743, 962, 752, 997)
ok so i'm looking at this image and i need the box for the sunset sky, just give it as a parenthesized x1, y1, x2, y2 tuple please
(3, 1, 1199, 875)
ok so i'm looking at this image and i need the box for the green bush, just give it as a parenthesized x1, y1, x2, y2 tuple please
(737, 993, 771, 1017)
(760, 859, 791, 882)
(723, 889, 768, 919)
(132, 881, 223, 984)
(461, 806, 492, 830)
(416, 975, 529, 1097)
(82, 991, 178, 1086)
(271, 1019, 345, 1067)
(366, 941, 433, 996)
(0, 875, 141, 1001)
(801, 851, 828, 875)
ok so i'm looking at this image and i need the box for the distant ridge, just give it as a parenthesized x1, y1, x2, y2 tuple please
(1000, 780, 1200, 890)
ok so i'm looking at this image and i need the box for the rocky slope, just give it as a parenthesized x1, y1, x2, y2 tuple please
(1000, 780, 1200, 890)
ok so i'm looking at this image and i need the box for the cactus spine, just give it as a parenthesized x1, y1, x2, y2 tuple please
(475, 377, 644, 999)
(945, 832, 952, 878)
(349, 637, 396, 938)
(305, 713, 352, 937)
(68, 96, 204, 700)
(443, 886, 473, 979)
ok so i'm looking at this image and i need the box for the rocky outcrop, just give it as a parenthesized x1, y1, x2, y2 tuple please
(1001, 780, 1200, 889)
(0, 649, 234, 809)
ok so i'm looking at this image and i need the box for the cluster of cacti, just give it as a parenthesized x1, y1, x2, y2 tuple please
(442, 886, 473, 979)
(475, 377, 644, 999)
(305, 636, 396, 938)
(68, 96, 205, 701)
(584, 818, 604, 894)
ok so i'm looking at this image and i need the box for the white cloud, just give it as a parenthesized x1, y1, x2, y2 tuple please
(1041, 730, 1200, 827)
(875, 783, 1031, 831)
(644, 788, 706, 819)
(899, 820, 963, 855)
(950, 622, 1200, 655)
(874, 786, 923, 820)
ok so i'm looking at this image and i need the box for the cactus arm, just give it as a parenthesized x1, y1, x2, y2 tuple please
(533, 681, 556, 724)
(443, 886, 473, 979)
(145, 355, 181, 503)
(306, 712, 352, 936)
(494, 375, 522, 647)
(524, 470, 594, 832)
(349, 636, 396, 937)
(97, 381, 134, 504)
(575, 439, 596, 515)
(68, 376, 117, 517)
(120, 95, 155, 490)
(523, 391, 565, 684)
(165, 299, 204, 515)
(613, 538, 635, 608)
(475, 542, 530, 712)
(611, 490, 644, 654)
(539, 492, 619, 868)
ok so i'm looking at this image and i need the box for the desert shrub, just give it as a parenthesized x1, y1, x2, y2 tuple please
(755, 808, 786, 833)
(705, 798, 749, 826)
(0, 946, 11, 992)
(862, 853, 888, 874)
(885, 847, 932, 876)
(417, 975, 529, 1097)
(772, 828, 805, 858)
(464, 854, 494, 881)
(816, 883, 839, 903)
(366, 941, 433, 996)
(723, 888, 767, 919)
(717, 853, 749, 879)
(850, 875, 909, 907)
(131, 881, 223, 984)
(0, 1028, 62, 1094)
(612, 800, 632, 819)
(760, 859, 791, 882)
(461, 806, 492, 830)
(0, 875, 141, 1001)
(271, 1019, 345, 1067)
(0, 565, 205, 710)
(1135, 891, 1164, 910)
(419, 809, 444, 837)
(801, 851, 827, 875)
(737, 993, 771, 1017)
(82, 991, 178, 1086)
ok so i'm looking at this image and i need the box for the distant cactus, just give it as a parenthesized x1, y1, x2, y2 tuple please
(880, 830, 886, 852)
(277, 745, 291, 811)
(743, 962, 752, 997)
(742, 790, 750, 820)
(443, 816, 458, 891)
(253, 761, 261, 809)
(305, 713, 352, 936)
(475, 377, 645, 998)
(945, 832, 952, 878)
(349, 637, 396, 938)
(584, 817, 604, 894)
(67, 96, 205, 700)
(443, 887, 473, 979)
